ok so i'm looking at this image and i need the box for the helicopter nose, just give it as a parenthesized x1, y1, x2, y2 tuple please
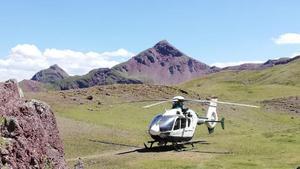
(149, 124, 160, 135)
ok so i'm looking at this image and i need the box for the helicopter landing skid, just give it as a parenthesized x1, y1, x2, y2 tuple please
(143, 140, 157, 149)
(143, 140, 203, 151)
(171, 141, 201, 151)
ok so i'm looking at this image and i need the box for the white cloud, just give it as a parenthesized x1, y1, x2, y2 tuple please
(273, 33, 300, 44)
(11, 44, 42, 58)
(211, 61, 264, 68)
(0, 44, 135, 81)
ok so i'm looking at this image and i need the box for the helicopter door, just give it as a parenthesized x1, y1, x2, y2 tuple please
(172, 118, 193, 138)
(172, 118, 183, 137)
(183, 118, 194, 138)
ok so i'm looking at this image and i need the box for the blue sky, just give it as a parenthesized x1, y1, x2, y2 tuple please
(0, 0, 300, 80)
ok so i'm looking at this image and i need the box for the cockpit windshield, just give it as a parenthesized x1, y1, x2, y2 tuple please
(159, 116, 176, 132)
(149, 114, 162, 127)
(149, 115, 176, 132)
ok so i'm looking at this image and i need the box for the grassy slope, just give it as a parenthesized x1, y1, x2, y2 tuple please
(25, 60, 300, 169)
(180, 59, 300, 168)
(181, 59, 300, 102)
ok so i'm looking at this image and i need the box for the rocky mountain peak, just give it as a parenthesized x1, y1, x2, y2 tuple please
(153, 40, 184, 57)
(49, 64, 61, 70)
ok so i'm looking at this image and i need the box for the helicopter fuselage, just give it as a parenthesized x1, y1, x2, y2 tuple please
(144, 96, 256, 148)
(148, 108, 198, 143)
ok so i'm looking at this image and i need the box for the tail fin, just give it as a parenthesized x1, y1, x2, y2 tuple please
(220, 117, 225, 130)
(206, 98, 218, 133)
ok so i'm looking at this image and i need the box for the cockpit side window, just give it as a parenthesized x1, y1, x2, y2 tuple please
(174, 118, 180, 130)
(181, 118, 186, 129)
(187, 119, 191, 127)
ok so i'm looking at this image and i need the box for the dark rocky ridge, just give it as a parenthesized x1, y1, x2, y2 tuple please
(223, 55, 300, 71)
(57, 68, 142, 90)
(0, 80, 66, 168)
(31, 64, 69, 83)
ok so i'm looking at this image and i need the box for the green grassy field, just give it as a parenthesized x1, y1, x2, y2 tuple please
(25, 60, 300, 169)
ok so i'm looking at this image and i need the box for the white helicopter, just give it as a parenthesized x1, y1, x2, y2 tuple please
(143, 96, 259, 149)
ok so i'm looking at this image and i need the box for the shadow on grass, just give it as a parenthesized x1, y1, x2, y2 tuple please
(89, 139, 231, 155)
(89, 139, 141, 148)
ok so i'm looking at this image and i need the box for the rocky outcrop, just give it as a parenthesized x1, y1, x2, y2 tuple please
(31, 64, 69, 83)
(0, 80, 66, 168)
(261, 55, 300, 68)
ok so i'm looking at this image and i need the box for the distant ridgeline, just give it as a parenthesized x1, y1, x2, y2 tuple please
(23, 40, 300, 90)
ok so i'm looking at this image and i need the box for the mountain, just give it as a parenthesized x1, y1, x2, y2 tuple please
(57, 68, 142, 90)
(32, 40, 219, 90)
(112, 40, 219, 84)
(31, 64, 69, 83)
(223, 55, 300, 71)
(31, 41, 299, 90)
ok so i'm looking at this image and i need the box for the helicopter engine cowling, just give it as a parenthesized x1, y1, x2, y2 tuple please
(197, 118, 206, 125)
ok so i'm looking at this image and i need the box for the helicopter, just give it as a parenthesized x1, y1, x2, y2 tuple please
(142, 96, 259, 149)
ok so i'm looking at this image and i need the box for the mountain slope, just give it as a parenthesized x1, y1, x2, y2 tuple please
(31, 64, 69, 83)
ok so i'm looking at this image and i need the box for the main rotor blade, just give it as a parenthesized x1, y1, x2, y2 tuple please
(215, 101, 259, 108)
(112, 99, 168, 105)
(143, 100, 171, 108)
(185, 99, 259, 108)
(185, 99, 210, 103)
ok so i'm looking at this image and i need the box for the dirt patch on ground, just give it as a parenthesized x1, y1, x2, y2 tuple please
(61, 84, 199, 101)
(262, 96, 300, 114)
(26, 84, 202, 107)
